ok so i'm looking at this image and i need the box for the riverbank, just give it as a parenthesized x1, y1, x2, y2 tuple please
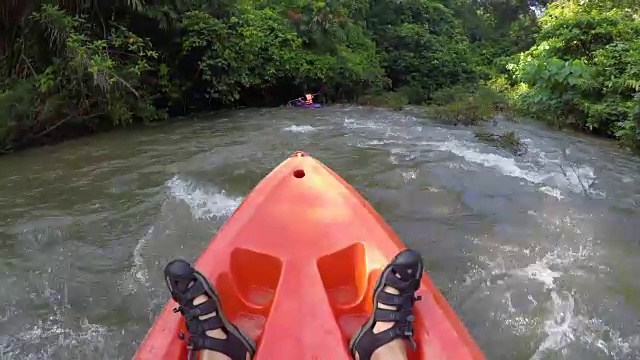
(1, 0, 638, 155)
(0, 94, 629, 158)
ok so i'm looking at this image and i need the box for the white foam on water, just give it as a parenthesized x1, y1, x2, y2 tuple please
(464, 209, 637, 359)
(424, 139, 605, 199)
(521, 142, 606, 199)
(119, 177, 242, 292)
(343, 117, 385, 129)
(358, 120, 626, 356)
(472, 245, 634, 358)
(431, 139, 548, 179)
(510, 262, 562, 290)
(539, 186, 564, 200)
(531, 290, 576, 359)
(282, 125, 316, 133)
(119, 226, 155, 292)
(166, 176, 242, 220)
(388, 148, 419, 165)
(520, 220, 636, 358)
(531, 291, 640, 360)
(621, 176, 633, 183)
(365, 139, 401, 146)
(7, 314, 108, 359)
(401, 170, 417, 182)
(496, 291, 539, 336)
(385, 128, 406, 137)
(389, 154, 399, 164)
(351, 139, 402, 150)
(132, 226, 153, 286)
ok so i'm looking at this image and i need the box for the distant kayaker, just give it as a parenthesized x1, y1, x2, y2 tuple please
(164, 249, 424, 360)
(288, 93, 315, 107)
(304, 93, 314, 105)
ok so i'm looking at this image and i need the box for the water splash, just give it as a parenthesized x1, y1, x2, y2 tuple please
(343, 117, 385, 129)
(166, 176, 242, 220)
(282, 125, 316, 133)
(119, 225, 155, 292)
(510, 262, 562, 290)
(459, 206, 638, 359)
(532, 291, 640, 360)
(425, 139, 605, 199)
(4, 286, 109, 360)
(16, 317, 107, 353)
(119, 177, 243, 290)
(401, 170, 418, 182)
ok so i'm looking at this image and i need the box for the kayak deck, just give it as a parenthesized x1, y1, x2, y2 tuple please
(134, 151, 484, 359)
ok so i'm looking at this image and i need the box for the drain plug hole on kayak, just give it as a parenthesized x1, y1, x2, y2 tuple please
(293, 169, 305, 178)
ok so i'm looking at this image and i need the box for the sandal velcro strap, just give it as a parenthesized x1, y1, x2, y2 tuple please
(373, 307, 411, 322)
(186, 315, 224, 335)
(183, 299, 218, 320)
(383, 272, 408, 289)
(383, 272, 420, 291)
(373, 308, 401, 322)
(180, 281, 207, 302)
(377, 291, 414, 306)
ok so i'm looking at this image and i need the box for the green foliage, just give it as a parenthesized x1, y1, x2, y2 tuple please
(0, 0, 397, 151)
(180, 9, 304, 103)
(429, 85, 509, 125)
(3, 0, 640, 153)
(0, 4, 163, 150)
(357, 92, 409, 110)
(506, 0, 640, 149)
(369, 0, 476, 97)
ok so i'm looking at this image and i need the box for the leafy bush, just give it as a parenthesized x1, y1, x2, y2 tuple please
(429, 85, 509, 125)
(506, 0, 640, 149)
(357, 92, 408, 110)
(3, 0, 640, 153)
(0, 4, 163, 151)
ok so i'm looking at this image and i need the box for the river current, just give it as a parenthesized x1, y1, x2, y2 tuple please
(1, 106, 639, 359)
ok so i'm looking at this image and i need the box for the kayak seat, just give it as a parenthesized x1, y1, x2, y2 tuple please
(317, 243, 377, 339)
(210, 248, 282, 340)
(206, 241, 428, 359)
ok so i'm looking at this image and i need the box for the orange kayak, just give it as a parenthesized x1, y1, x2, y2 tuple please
(134, 151, 484, 360)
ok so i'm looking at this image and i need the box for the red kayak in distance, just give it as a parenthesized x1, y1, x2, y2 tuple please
(134, 151, 485, 360)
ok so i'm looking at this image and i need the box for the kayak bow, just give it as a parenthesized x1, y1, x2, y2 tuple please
(134, 151, 484, 360)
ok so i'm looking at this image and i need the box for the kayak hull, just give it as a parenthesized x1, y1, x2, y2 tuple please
(134, 151, 484, 360)
(293, 103, 322, 108)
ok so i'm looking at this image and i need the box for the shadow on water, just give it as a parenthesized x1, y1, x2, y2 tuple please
(0, 105, 639, 359)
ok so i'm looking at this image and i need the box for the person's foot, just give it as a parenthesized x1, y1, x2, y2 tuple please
(349, 249, 424, 360)
(164, 259, 255, 360)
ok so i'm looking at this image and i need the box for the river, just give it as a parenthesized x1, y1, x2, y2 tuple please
(0, 106, 639, 359)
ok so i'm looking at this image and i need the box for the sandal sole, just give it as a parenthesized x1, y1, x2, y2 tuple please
(348, 251, 423, 358)
(192, 270, 257, 357)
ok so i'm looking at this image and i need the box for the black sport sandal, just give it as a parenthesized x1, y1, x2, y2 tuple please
(164, 259, 256, 360)
(349, 249, 424, 360)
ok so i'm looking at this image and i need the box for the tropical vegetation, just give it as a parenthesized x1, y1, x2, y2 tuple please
(1, 0, 639, 153)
